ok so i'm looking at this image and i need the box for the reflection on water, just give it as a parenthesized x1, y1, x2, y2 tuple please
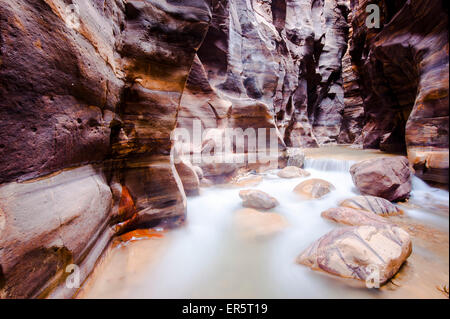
(78, 148, 449, 299)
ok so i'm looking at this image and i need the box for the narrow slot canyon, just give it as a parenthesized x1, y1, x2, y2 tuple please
(0, 0, 448, 299)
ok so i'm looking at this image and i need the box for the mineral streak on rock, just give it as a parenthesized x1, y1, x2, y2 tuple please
(0, 0, 448, 299)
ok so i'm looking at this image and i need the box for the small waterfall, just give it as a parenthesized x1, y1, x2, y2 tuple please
(304, 157, 356, 172)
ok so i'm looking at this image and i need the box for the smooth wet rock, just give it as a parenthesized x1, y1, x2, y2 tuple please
(340, 195, 402, 216)
(239, 190, 279, 210)
(293, 179, 335, 199)
(0, 165, 112, 298)
(344, 1, 448, 169)
(175, 159, 200, 196)
(297, 225, 412, 285)
(234, 208, 288, 239)
(321, 207, 391, 227)
(277, 166, 311, 179)
(350, 157, 413, 202)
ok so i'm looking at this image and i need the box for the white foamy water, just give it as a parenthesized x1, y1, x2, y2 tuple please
(91, 157, 448, 299)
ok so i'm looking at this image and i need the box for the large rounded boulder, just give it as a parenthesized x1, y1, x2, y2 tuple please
(297, 225, 412, 285)
(350, 157, 412, 202)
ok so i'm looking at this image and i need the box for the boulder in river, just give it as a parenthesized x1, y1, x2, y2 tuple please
(339, 195, 402, 216)
(293, 179, 335, 199)
(231, 175, 263, 187)
(297, 225, 412, 285)
(321, 207, 392, 227)
(234, 208, 288, 239)
(350, 157, 412, 202)
(239, 189, 279, 210)
(277, 166, 311, 179)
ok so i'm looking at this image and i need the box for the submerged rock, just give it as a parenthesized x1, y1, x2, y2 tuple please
(350, 157, 412, 202)
(239, 189, 279, 210)
(321, 207, 391, 227)
(293, 179, 335, 199)
(234, 208, 288, 239)
(231, 175, 263, 188)
(297, 225, 412, 285)
(339, 195, 402, 216)
(277, 166, 311, 179)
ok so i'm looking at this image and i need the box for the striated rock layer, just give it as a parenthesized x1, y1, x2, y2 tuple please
(342, 0, 449, 183)
(0, 0, 448, 299)
(0, 0, 210, 298)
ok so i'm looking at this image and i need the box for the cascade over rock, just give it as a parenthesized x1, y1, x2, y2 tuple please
(0, 0, 447, 298)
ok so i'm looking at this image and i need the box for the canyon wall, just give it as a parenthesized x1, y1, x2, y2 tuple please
(0, 0, 448, 298)
(0, 0, 210, 298)
(342, 0, 449, 183)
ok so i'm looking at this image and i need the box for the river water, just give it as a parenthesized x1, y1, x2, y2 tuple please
(78, 148, 449, 299)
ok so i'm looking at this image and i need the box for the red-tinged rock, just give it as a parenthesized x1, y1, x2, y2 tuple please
(350, 157, 412, 202)
(116, 229, 164, 246)
(118, 186, 135, 220)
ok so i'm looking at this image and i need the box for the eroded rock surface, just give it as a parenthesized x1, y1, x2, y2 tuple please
(340, 196, 402, 216)
(0, 0, 447, 299)
(350, 157, 412, 202)
(342, 0, 449, 183)
(297, 225, 412, 285)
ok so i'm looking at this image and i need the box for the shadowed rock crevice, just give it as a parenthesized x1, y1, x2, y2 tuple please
(0, 0, 448, 299)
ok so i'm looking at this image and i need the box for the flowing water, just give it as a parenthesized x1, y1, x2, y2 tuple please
(78, 148, 449, 299)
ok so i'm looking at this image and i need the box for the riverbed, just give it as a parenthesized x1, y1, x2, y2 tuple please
(77, 147, 449, 299)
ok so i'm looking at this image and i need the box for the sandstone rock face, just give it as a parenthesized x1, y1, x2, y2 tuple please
(0, 0, 210, 298)
(277, 166, 311, 179)
(234, 208, 288, 239)
(175, 159, 200, 196)
(0, 166, 112, 298)
(297, 225, 412, 285)
(343, 0, 448, 183)
(321, 207, 391, 227)
(174, 0, 352, 163)
(293, 179, 335, 199)
(340, 196, 402, 216)
(350, 157, 412, 202)
(0, 0, 447, 299)
(239, 190, 279, 210)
